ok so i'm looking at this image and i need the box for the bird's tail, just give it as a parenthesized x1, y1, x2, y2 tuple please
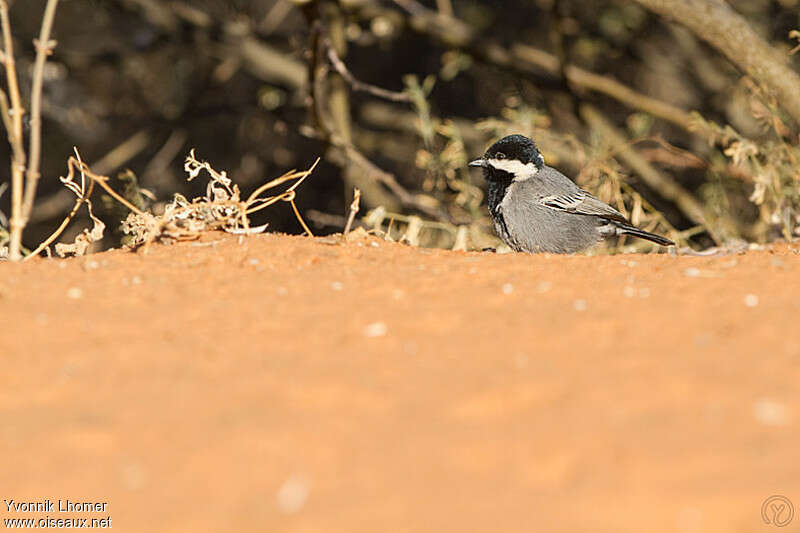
(615, 223, 674, 247)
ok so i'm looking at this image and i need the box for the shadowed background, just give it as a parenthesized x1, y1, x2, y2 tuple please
(1, 0, 800, 253)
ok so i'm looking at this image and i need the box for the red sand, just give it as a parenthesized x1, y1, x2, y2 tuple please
(1, 233, 798, 532)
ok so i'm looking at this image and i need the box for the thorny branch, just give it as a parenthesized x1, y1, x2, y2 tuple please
(0, 0, 26, 261)
(24, 150, 100, 261)
(632, 0, 800, 126)
(322, 35, 412, 103)
(22, 0, 61, 223)
(305, 18, 447, 221)
(388, 0, 710, 139)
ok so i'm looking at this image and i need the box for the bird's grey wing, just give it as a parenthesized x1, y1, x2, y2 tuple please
(539, 190, 630, 224)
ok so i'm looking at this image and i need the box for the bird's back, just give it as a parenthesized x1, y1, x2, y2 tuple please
(496, 166, 603, 253)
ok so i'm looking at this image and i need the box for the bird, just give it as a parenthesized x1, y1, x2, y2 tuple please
(469, 134, 674, 254)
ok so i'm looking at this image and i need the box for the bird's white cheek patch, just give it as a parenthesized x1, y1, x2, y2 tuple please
(487, 159, 539, 181)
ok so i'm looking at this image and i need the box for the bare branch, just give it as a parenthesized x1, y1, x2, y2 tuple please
(633, 0, 800, 125)
(323, 36, 411, 103)
(390, 0, 710, 138)
(23, 153, 97, 261)
(580, 105, 717, 241)
(22, 0, 61, 224)
(0, 0, 26, 261)
(304, 17, 446, 220)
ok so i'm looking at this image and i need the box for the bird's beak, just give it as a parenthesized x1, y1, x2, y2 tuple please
(469, 158, 488, 168)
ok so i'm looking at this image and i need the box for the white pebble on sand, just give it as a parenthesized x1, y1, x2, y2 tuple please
(66, 287, 83, 299)
(331, 281, 343, 291)
(536, 281, 552, 293)
(623, 286, 636, 298)
(753, 398, 790, 426)
(364, 322, 388, 337)
(744, 294, 759, 307)
(502, 283, 513, 295)
(276, 475, 310, 514)
(573, 299, 587, 312)
(684, 267, 701, 278)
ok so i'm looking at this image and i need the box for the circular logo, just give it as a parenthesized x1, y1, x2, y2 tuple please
(762, 495, 794, 527)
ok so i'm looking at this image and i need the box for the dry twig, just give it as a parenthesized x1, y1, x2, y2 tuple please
(121, 151, 319, 248)
(323, 36, 411, 103)
(22, 0, 61, 224)
(580, 105, 716, 241)
(632, 0, 800, 125)
(343, 188, 361, 237)
(24, 149, 103, 260)
(0, 0, 26, 261)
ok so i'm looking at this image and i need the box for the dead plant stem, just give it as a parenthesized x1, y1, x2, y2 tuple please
(0, 0, 25, 260)
(22, 0, 61, 223)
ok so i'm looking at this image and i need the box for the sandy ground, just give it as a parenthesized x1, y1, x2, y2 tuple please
(1, 233, 799, 532)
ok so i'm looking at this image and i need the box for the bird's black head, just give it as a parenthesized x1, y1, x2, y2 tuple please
(468, 134, 545, 182)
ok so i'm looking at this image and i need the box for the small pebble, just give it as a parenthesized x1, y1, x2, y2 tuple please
(131, 275, 142, 285)
(502, 283, 513, 295)
(66, 287, 83, 299)
(536, 281, 552, 293)
(623, 286, 636, 298)
(364, 322, 388, 337)
(276, 475, 310, 514)
(684, 267, 701, 278)
(82, 260, 99, 271)
(753, 398, 790, 426)
(573, 299, 587, 312)
(248, 258, 260, 265)
(331, 281, 343, 291)
(744, 294, 759, 307)
(370, 241, 380, 248)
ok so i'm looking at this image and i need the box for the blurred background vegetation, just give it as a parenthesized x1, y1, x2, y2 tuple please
(2, 0, 800, 255)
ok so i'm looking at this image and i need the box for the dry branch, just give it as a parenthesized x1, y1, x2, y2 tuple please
(512, 45, 697, 132)
(323, 36, 411, 103)
(343, 187, 361, 237)
(581, 105, 715, 241)
(632, 0, 800, 125)
(389, 0, 709, 138)
(119, 151, 319, 248)
(0, 0, 25, 260)
(24, 151, 99, 261)
(305, 18, 445, 220)
(22, 0, 61, 223)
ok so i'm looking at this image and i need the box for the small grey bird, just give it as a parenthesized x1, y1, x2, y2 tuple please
(469, 134, 674, 253)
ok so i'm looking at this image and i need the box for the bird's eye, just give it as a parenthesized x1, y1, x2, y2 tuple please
(496, 152, 506, 160)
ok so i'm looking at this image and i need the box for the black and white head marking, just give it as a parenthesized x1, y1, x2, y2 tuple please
(469, 134, 545, 182)
(484, 157, 540, 181)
